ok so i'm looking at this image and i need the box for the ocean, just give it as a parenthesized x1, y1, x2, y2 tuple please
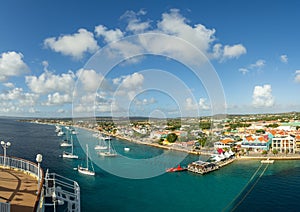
(1, 118, 300, 212)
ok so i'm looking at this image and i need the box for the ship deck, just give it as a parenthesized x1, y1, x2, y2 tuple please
(0, 167, 38, 212)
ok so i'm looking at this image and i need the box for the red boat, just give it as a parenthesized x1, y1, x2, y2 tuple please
(166, 164, 187, 172)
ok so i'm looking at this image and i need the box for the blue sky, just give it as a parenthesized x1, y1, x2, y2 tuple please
(0, 0, 300, 117)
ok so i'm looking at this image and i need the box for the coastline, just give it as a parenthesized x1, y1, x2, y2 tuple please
(31, 121, 300, 161)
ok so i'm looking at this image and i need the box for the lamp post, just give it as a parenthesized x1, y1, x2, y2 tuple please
(1, 141, 11, 167)
(36, 154, 43, 192)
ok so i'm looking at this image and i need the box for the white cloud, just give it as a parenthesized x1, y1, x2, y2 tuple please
(121, 9, 151, 33)
(25, 71, 75, 94)
(0, 87, 39, 107)
(280, 54, 288, 63)
(44, 92, 72, 106)
(113, 72, 144, 100)
(252, 84, 275, 107)
(157, 9, 215, 53)
(239, 59, 265, 74)
(0, 51, 29, 82)
(95, 25, 124, 43)
(294, 70, 300, 83)
(239, 68, 249, 75)
(199, 98, 210, 110)
(134, 97, 156, 105)
(250, 59, 265, 69)
(222, 44, 247, 60)
(3, 82, 14, 88)
(76, 69, 106, 92)
(44, 28, 99, 59)
(185, 97, 210, 111)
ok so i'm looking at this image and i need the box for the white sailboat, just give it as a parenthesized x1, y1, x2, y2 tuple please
(98, 139, 117, 157)
(60, 129, 72, 147)
(78, 144, 95, 176)
(62, 136, 78, 159)
(94, 136, 108, 150)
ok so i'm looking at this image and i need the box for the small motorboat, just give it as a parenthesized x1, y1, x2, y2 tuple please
(124, 147, 130, 152)
(166, 164, 187, 172)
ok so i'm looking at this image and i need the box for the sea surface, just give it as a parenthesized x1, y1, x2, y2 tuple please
(1, 118, 300, 212)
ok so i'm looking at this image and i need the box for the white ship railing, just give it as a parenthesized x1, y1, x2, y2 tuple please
(0, 155, 44, 212)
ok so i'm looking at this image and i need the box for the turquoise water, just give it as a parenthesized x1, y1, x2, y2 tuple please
(1, 118, 300, 211)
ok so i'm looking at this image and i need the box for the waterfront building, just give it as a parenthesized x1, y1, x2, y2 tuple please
(272, 135, 296, 153)
(214, 138, 235, 149)
(241, 134, 272, 151)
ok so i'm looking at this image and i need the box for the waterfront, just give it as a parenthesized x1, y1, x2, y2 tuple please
(1, 118, 300, 211)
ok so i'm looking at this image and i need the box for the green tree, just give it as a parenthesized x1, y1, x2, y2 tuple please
(272, 149, 278, 156)
(166, 133, 178, 143)
(262, 150, 268, 157)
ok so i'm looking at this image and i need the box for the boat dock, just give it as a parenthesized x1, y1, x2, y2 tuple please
(188, 158, 235, 175)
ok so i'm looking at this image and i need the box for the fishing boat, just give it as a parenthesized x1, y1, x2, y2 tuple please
(166, 164, 187, 172)
(98, 139, 117, 157)
(62, 136, 78, 159)
(78, 144, 95, 176)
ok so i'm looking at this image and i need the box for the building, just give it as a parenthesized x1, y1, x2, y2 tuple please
(241, 134, 272, 151)
(272, 135, 296, 153)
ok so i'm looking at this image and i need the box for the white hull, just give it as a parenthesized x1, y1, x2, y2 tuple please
(94, 145, 108, 150)
(63, 151, 78, 159)
(124, 147, 130, 152)
(98, 151, 117, 157)
(60, 142, 72, 147)
(78, 166, 95, 176)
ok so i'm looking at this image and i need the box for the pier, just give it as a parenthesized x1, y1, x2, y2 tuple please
(188, 158, 235, 175)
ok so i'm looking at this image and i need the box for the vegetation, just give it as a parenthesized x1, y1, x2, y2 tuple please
(272, 149, 278, 156)
(166, 133, 178, 143)
(262, 150, 268, 156)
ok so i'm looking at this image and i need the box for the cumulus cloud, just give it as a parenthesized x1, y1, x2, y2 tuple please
(44, 92, 72, 106)
(76, 69, 106, 92)
(0, 87, 39, 107)
(44, 28, 99, 59)
(222, 44, 247, 60)
(252, 84, 274, 107)
(117, 9, 246, 63)
(121, 9, 151, 33)
(294, 70, 300, 83)
(185, 97, 210, 111)
(114, 72, 144, 100)
(280, 54, 288, 63)
(95, 25, 124, 43)
(0, 51, 29, 82)
(25, 71, 75, 94)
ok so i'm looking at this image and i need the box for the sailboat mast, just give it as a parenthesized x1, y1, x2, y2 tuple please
(86, 144, 89, 169)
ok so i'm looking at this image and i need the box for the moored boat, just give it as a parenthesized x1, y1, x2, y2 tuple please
(166, 164, 187, 172)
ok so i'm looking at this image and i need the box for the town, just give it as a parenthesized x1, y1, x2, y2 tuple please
(27, 112, 300, 158)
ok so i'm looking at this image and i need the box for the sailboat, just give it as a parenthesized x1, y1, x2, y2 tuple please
(98, 139, 117, 157)
(62, 135, 78, 159)
(60, 129, 72, 147)
(94, 135, 108, 150)
(78, 144, 95, 176)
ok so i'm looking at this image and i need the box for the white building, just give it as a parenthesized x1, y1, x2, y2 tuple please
(272, 135, 296, 153)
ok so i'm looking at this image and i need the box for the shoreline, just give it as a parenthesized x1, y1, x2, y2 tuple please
(32, 121, 300, 161)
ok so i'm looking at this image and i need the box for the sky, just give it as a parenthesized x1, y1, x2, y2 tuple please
(0, 0, 300, 118)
